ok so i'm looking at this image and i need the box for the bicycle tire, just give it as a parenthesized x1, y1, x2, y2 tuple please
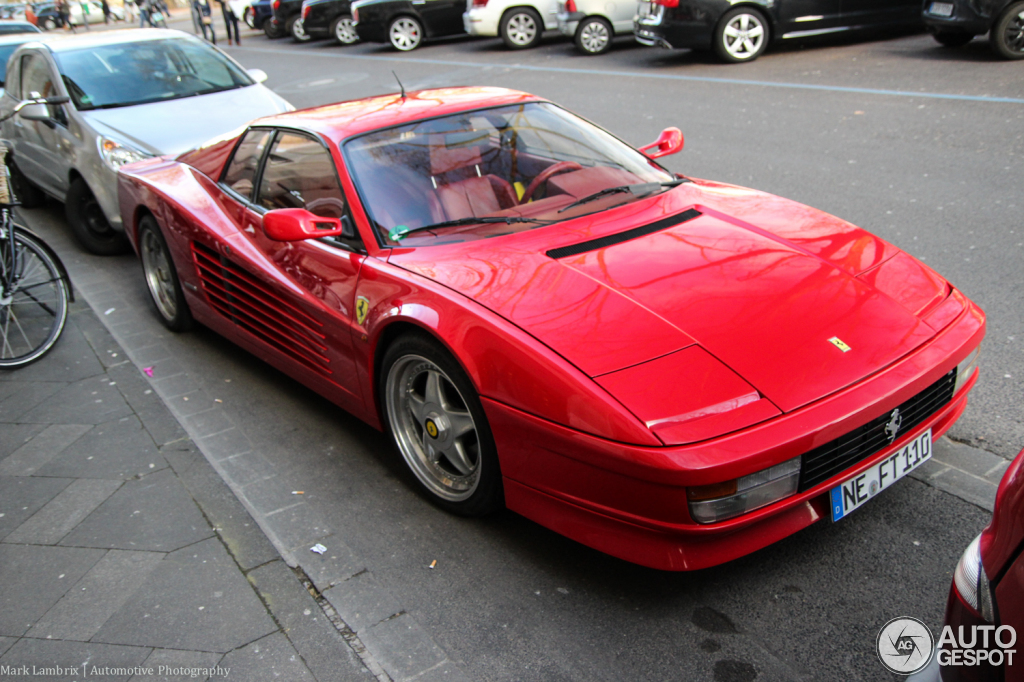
(0, 230, 70, 368)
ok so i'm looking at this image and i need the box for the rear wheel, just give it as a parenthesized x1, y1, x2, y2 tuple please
(288, 14, 310, 41)
(243, 6, 254, 27)
(138, 216, 192, 332)
(381, 334, 503, 516)
(991, 1, 1024, 59)
(65, 178, 129, 255)
(331, 14, 358, 44)
(713, 7, 768, 63)
(500, 7, 543, 49)
(389, 15, 422, 50)
(575, 16, 612, 54)
(932, 29, 973, 47)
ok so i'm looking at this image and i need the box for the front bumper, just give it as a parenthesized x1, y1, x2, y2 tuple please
(488, 297, 985, 570)
(463, 7, 499, 36)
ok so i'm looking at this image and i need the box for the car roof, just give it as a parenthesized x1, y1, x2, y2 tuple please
(0, 21, 42, 34)
(249, 86, 545, 140)
(27, 28, 203, 53)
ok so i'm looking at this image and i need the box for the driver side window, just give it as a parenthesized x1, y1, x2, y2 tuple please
(255, 132, 348, 220)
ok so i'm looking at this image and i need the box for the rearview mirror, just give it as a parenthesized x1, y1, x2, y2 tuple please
(247, 68, 269, 84)
(262, 209, 346, 241)
(639, 127, 684, 159)
(18, 103, 51, 122)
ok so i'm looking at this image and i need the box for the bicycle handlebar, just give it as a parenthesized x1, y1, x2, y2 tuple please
(0, 96, 71, 124)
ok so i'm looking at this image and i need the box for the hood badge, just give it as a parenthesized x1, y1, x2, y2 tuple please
(828, 336, 852, 353)
(884, 408, 903, 444)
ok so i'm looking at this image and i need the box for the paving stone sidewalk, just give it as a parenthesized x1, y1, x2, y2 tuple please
(0, 300, 374, 682)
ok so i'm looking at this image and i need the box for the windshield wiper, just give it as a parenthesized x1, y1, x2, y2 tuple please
(388, 216, 548, 242)
(558, 178, 690, 213)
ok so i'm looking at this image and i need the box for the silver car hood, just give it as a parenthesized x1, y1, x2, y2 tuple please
(80, 84, 293, 156)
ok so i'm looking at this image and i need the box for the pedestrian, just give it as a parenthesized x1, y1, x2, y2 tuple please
(56, 0, 74, 31)
(137, 0, 148, 26)
(79, 0, 91, 29)
(101, 0, 110, 23)
(193, 0, 215, 43)
(216, 0, 239, 45)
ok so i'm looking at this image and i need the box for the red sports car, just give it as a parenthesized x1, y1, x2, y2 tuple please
(117, 87, 985, 571)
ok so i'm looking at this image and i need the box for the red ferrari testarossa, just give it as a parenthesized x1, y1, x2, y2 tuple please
(118, 87, 984, 570)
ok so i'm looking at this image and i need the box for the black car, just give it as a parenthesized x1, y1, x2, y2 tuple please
(634, 0, 921, 63)
(301, 0, 358, 43)
(352, 0, 464, 50)
(923, 0, 1024, 58)
(270, 0, 311, 40)
(31, 1, 62, 30)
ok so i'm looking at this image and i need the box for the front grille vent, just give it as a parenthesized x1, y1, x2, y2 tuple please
(191, 241, 332, 377)
(798, 369, 957, 492)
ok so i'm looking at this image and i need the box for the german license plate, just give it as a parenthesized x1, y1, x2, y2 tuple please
(830, 429, 932, 522)
(928, 2, 954, 16)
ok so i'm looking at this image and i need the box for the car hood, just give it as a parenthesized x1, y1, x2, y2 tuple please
(390, 181, 937, 414)
(80, 84, 292, 156)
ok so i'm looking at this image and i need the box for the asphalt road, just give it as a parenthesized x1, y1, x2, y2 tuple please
(24, 20, 1024, 682)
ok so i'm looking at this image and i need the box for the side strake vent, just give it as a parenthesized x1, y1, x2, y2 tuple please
(191, 241, 332, 377)
(546, 208, 702, 259)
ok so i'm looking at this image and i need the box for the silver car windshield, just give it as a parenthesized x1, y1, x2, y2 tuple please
(54, 37, 254, 110)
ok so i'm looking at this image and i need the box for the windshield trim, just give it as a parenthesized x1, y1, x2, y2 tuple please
(340, 101, 676, 250)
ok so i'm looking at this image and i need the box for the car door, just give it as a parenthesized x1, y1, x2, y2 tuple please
(210, 127, 366, 409)
(415, 0, 464, 36)
(10, 51, 73, 198)
(839, 0, 918, 26)
(774, 0, 844, 35)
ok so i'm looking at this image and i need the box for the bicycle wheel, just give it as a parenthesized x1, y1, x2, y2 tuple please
(0, 230, 70, 368)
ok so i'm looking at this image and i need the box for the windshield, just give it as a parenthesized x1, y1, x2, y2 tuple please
(54, 37, 254, 110)
(343, 102, 676, 246)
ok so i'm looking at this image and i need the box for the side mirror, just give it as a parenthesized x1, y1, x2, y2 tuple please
(247, 68, 269, 84)
(639, 127, 684, 159)
(18, 103, 51, 122)
(262, 208, 346, 241)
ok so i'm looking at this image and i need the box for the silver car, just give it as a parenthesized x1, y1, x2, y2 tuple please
(0, 29, 293, 254)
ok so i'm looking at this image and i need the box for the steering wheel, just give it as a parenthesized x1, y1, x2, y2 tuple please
(520, 161, 583, 203)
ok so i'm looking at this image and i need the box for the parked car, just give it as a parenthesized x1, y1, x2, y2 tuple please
(635, 0, 921, 63)
(245, 0, 280, 35)
(30, 1, 61, 29)
(269, 0, 309, 41)
(907, 448, 1024, 682)
(923, 0, 1024, 59)
(118, 85, 984, 571)
(0, 29, 292, 254)
(463, 0, 556, 49)
(0, 20, 42, 33)
(353, 0, 464, 50)
(300, 0, 358, 44)
(557, 0, 633, 54)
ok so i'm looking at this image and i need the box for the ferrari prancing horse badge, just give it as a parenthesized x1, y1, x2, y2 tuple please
(356, 297, 370, 326)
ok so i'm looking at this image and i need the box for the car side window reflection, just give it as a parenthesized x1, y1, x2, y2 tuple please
(256, 132, 348, 219)
(221, 128, 272, 201)
(20, 54, 66, 126)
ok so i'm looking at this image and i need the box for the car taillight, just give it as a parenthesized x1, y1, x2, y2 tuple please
(302, 3, 310, 18)
(565, 0, 575, 11)
(351, 7, 358, 21)
(472, 0, 488, 7)
(653, 0, 678, 7)
(271, 0, 280, 10)
(953, 534, 996, 621)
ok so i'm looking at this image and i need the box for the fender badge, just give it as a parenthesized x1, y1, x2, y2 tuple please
(355, 296, 370, 326)
(828, 337, 852, 353)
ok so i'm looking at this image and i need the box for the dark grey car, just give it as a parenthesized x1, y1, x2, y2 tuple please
(923, 0, 1024, 58)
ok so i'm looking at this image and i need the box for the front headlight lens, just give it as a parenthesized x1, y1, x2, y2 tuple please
(953, 534, 995, 621)
(954, 347, 980, 395)
(98, 137, 151, 171)
(688, 456, 801, 524)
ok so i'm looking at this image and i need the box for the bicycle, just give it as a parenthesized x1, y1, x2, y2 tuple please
(0, 96, 75, 368)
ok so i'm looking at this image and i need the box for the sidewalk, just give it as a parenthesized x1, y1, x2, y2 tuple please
(0, 299, 374, 682)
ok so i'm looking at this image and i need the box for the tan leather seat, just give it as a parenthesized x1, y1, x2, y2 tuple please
(429, 142, 517, 220)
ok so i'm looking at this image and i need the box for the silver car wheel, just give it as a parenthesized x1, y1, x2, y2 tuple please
(334, 15, 357, 43)
(141, 228, 178, 323)
(389, 16, 422, 50)
(578, 18, 610, 53)
(721, 11, 765, 60)
(386, 354, 481, 502)
(292, 17, 309, 40)
(505, 11, 538, 46)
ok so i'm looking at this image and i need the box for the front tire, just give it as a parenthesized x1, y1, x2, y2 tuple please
(138, 215, 192, 332)
(389, 15, 422, 50)
(575, 16, 612, 54)
(500, 7, 542, 49)
(65, 177, 129, 255)
(287, 15, 310, 41)
(713, 7, 768, 63)
(991, 1, 1024, 59)
(381, 334, 503, 516)
(330, 14, 358, 44)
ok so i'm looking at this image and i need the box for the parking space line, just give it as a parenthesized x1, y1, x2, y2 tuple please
(236, 45, 1024, 105)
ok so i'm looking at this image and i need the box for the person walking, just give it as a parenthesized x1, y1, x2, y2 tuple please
(56, 0, 74, 31)
(101, 0, 110, 23)
(194, 0, 216, 42)
(137, 0, 148, 26)
(217, 0, 240, 45)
